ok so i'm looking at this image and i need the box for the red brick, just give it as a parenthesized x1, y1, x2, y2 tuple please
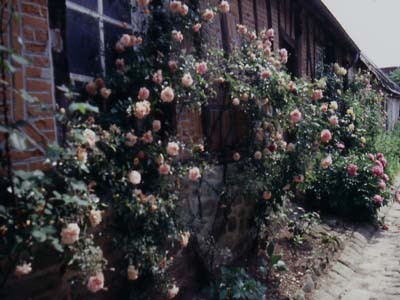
(11, 149, 44, 161)
(22, 15, 48, 31)
(27, 79, 51, 92)
(35, 30, 48, 43)
(30, 56, 50, 67)
(34, 118, 54, 131)
(22, 3, 41, 15)
(26, 66, 42, 78)
(25, 42, 47, 53)
(23, 27, 35, 41)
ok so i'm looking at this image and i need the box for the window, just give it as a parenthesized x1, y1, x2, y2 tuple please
(65, 0, 147, 82)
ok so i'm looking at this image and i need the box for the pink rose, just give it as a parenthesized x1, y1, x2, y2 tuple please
(373, 195, 383, 205)
(134, 100, 151, 119)
(169, 1, 182, 13)
(293, 175, 304, 183)
(83, 129, 97, 148)
(87, 272, 105, 293)
(128, 170, 141, 185)
(383, 174, 390, 182)
(196, 62, 208, 75)
(233, 152, 240, 161)
(376, 153, 384, 160)
(193, 23, 202, 32)
(312, 89, 323, 101)
(254, 151, 262, 160)
(168, 284, 180, 299)
(263, 191, 272, 200)
(260, 69, 271, 79)
(15, 263, 32, 277)
(179, 4, 189, 16)
(237, 24, 248, 34)
(125, 132, 138, 147)
(320, 155, 332, 169)
(219, 0, 230, 13)
(152, 69, 163, 84)
(372, 165, 384, 177)
(158, 164, 171, 175)
(336, 143, 345, 150)
(379, 157, 387, 168)
(61, 223, 80, 245)
(181, 73, 194, 87)
(232, 98, 240, 106)
(202, 9, 215, 21)
(100, 88, 111, 99)
(120, 34, 131, 47)
(367, 153, 375, 161)
(188, 167, 201, 181)
(89, 210, 102, 227)
(172, 30, 184, 43)
(288, 81, 297, 92)
(167, 142, 180, 156)
(127, 265, 139, 281)
(141, 131, 153, 144)
(138, 87, 150, 100)
(320, 129, 332, 143)
(347, 164, 358, 177)
(180, 231, 191, 247)
(266, 28, 274, 39)
(161, 87, 175, 103)
(320, 104, 328, 113)
(329, 115, 338, 127)
(378, 180, 386, 190)
(152, 120, 161, 132)
(290, 109, 302, 123)
(168, 60, 178, 72)
(115, 58, 125, 71)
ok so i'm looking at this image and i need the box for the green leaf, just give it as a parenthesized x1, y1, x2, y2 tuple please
(69, 102, 99, 114)
(9, 131, 27, 151)
(19, 90, 39, 103)
(4, 60, 16, 73)
(267, 241, 274, 257)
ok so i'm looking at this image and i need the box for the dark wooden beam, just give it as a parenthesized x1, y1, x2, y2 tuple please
(238, 0, 243, 24)
(253, 0, 259, 34)
(266, 0, 272, 28)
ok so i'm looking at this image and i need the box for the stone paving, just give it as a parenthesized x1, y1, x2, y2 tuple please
(313, 202, 400, 300)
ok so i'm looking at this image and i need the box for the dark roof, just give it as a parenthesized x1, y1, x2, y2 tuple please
(360, 53, 400, 96)
(304, 0, 360, 54)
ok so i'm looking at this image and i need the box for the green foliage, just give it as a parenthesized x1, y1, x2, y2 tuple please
(211, 267, 267, 300)
(375, 124, 400, 179)
(389, 67, 400, 85)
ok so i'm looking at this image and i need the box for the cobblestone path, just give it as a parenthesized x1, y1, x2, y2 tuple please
(313, 202, 400, 300)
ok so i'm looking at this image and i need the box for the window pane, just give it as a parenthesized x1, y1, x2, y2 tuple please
(69, 0, 98, 10)
(66, 9, 102, 77)
(103, 0, 132, 23)
(104, 22, 130, 73)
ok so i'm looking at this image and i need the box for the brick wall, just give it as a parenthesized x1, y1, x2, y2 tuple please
(1, 0, 56, 171)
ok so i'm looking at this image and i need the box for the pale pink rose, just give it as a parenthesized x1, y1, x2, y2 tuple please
(219, 0, 230, 13)
(142, 131, 153, 144)
(372, 165, 384, 177)
(320, 129, 332, 143)
(161, 87, 175, 103)
(89, 210, 102, 227)
(290, 109, 302, 123)
(100, 88, 111, 99)
(288, 81, 297, 92)
(125, 132, 138, 147)
(336, 142, 345, 150)
(172, 30, 184, 43)
(263, 191, 272, 200)
(287, 143, 296, 152)
(61, 223, 80, 245)
(202, 9, 215, 21)
(152, 120, 161, 132)
(127, 265, 139, 281)
(380, 157, 387, 168)
(274, 60, 281, 70)
(347, 164, 358, 177)
(188, 167, 201, 181)
(168, 284, 180, 299)
(373, 195, 383, 205)
(15, 263, 32, 277)
(115, 41, 125, 53)
(152, 69, 163, 84)
(266, 28, 274, 39)
(120, 34, 131, 47)
(254, 151, 262, 160)
(233, 152, 240, 161)
(167, 142, 180, 156)
(329, 115, 338, 127)
(181, 73, 194, 87)
(237, 24, 248, 34)
(383, 174, 390, 182)
(376, 153, 384, 160)
(320, 155, 332, 169)
(232, 98, 240, 106)
(320, 103, 328, 113)
(87, 272, 104, 293)
(192, 23, 202, 32)
(138, 87, 150, 100)
(169, 0, 182, 13)
(158, 164, 171, 175)
(180, 231, 191, 247)
(367, 153, 375, 161)
(279, 48, 288, 58)
(168, 60, 178, 72)
(134, 100, 151, 119)
(293, 175, 304, 183)
(128, 170, 141, 185)
(179, 4, 189, 16)
(138, 0, 150, 7)
(247, 31, 257, 40)
(378, 180, 386, 190)
(83, 129, 97, 148)
(260, 69, 271, 79)
(312, 89, 324, 101)
(196, 62, 208, 75)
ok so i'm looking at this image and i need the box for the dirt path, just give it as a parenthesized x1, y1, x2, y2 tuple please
(313, 202, 400, 300)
